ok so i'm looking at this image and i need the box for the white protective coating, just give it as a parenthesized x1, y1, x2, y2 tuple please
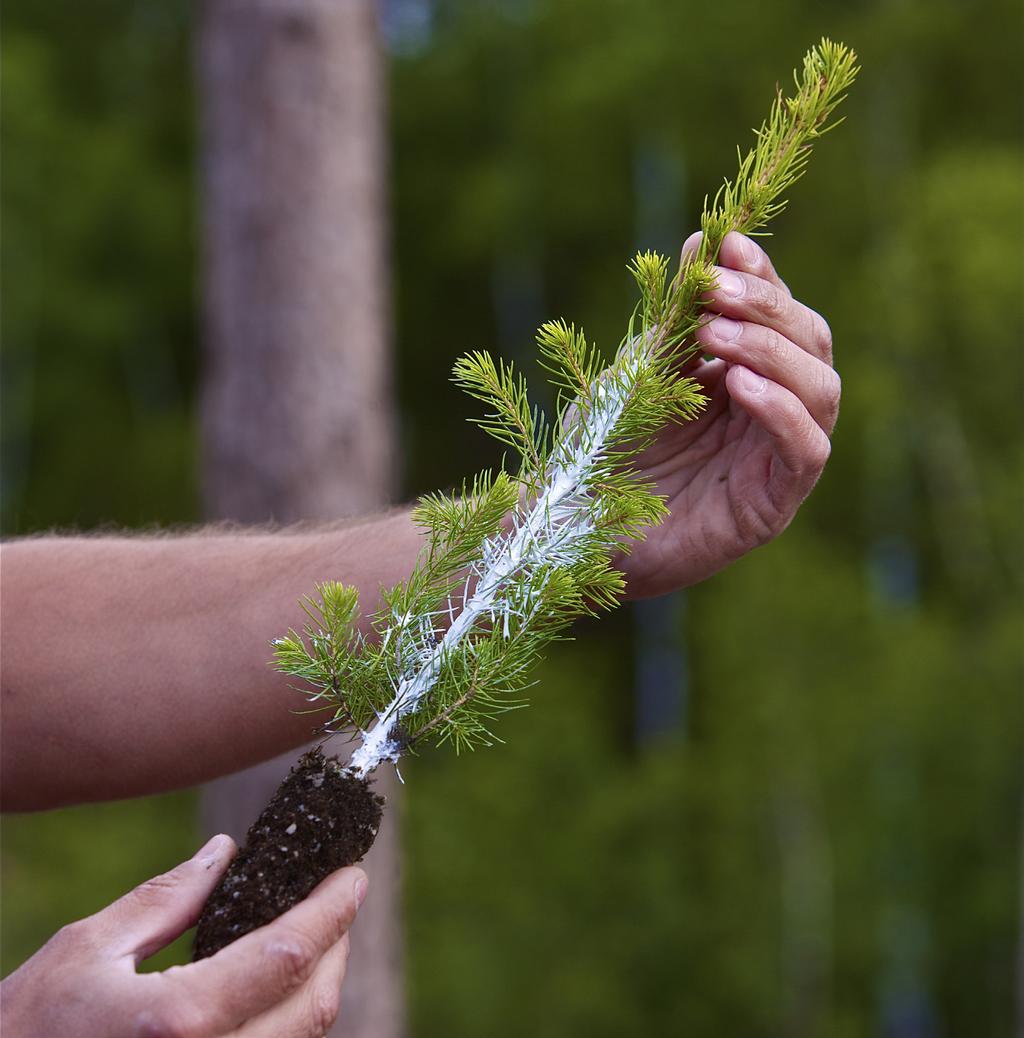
(345, 352, 643, 779)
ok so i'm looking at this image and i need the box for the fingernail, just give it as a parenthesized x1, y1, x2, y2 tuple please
(737, 366, 767, 395)
(716, 269, 743, 297)
(739, 235, 759, 265)
(194, 833, 229, 866)
(710, 316, 743, 342)
(354, 875, 368, 909)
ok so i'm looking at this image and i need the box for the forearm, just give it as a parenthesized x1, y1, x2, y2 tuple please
(0, 511, 424, 810)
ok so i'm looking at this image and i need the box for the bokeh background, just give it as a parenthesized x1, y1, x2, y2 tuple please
(3, 2, 1022, 1035)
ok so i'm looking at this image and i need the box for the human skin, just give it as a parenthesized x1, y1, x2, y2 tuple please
(0, 232, 838, 811)
(0, 834, 367, 1038)
(0, 230, 839, 1031)
(1, 510, 426, 811)
(616, 230, 840, 597)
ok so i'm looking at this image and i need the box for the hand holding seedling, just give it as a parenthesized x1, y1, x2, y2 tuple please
(0, 36, 858, 1027)
(191, 37, 858, 960)
(0, 835, 366, 1038)
(616, 229, 840, 600)
(3, 39, 857, 806)
(266, 40, 858, 781)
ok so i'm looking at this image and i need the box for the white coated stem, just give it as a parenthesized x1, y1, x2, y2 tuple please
(346, 353, 643, 779)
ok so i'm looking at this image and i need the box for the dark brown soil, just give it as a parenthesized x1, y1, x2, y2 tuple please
(193, 747, 384, 960)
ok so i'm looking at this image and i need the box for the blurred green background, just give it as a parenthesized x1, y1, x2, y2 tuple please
(3, 1, 1022, 1035)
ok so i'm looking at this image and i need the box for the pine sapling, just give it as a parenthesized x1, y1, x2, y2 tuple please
(194, 39, 858, 961)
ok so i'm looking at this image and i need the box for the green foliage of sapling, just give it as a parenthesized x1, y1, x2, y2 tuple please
(273, 39, 859, 778)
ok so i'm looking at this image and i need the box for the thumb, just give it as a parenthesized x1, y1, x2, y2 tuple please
(680, 228, 704, 264)
(87, 833, 236, 963)
(669, 229, 714, 376)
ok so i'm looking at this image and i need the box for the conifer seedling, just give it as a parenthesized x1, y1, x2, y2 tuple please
(194, 39, 858, 961)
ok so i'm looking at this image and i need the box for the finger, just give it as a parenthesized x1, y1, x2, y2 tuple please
(696, 317, 841, 433)
(227, 935, 350, 1037)
(726, 365, 831, 498)
(87, 834, 237, 961)
(680, 230, 789, 293)
(717, 231, 789, 292)
(156, 866, 366, 1035)
(706, 267, 834, 365)
(667, 230, 712, 376)
(689, 355, 730, 395)
(680, 229, 704, 262)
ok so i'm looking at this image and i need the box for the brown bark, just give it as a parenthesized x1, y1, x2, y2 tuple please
(199, 0, 393, 519)
(197, 2, 404, 1035)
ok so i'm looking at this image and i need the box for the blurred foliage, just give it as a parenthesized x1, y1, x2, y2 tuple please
(1, 1, 197, 532)
(1, 792, 198, 977)
(2, 0, 1022, 1035)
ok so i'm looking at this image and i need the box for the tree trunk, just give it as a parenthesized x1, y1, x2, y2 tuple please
(196, 3, 403, 1036)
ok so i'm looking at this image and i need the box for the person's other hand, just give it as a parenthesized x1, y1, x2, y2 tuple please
(0, 834, 367, 1037)
(619, 230, 840, 598)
